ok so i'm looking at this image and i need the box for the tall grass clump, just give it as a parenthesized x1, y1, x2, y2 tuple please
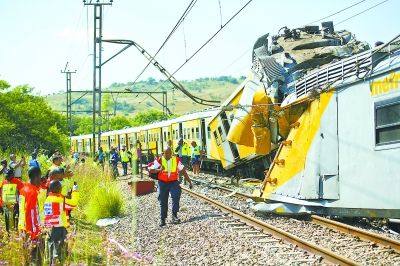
(84, 181, 124, 223)
(72, 162, 124, 223)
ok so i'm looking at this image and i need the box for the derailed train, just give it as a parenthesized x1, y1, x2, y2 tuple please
(72, 23, 400, 218)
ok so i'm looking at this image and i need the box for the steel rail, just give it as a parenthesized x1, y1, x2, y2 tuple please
(194, 180, 400, 255)
(191, 177, 252, 200)
(311, 215, 400, 254)
(182, 187, 358, 265)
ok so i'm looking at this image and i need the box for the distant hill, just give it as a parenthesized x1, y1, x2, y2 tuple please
(45, 76, 245, 116)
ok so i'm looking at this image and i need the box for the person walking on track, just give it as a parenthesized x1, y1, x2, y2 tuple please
(150, 147, 193, 227)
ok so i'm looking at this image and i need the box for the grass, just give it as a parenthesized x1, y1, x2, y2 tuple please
(0, 153, 124, 265)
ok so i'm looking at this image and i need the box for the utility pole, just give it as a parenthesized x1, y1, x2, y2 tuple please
(61, 62, 76, 146)
(84, 0, 112, 156)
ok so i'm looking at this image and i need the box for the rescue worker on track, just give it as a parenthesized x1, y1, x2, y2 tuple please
(175, 139, 190, 168)
(110, 148, 119, 178)
(150, 147, 193, 227)
(120, 145, 130, 176)
(190, 141, 201, 175)
(44, 180, 79, 265)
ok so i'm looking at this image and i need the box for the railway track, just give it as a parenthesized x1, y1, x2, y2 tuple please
(188, 176, 400, 265)
(182, 187, 357, 265)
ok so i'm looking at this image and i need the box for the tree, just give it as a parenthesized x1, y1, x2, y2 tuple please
(71, 116, 93, 135)
(102, 94, 113, 113)
(0, 80, 68, 152)
(131, 109, 170, 126)
(146, 77, 157, 85)
(109, 116, 131, 130)
(0, 80, 11, 90)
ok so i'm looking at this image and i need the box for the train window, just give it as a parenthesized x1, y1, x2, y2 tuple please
(168, 131, 171, 140)
(188, 129, 191, 139)
(207, 127, 211, 139)
(184, 128, 187, 139)
(172, 130, 175, 139)
(164, 131, 166, 141)
(213, 130, 220, 146)
(218, 126, 226, 142)
(196, 127, 200, 139)
(376, 101, 400, 145)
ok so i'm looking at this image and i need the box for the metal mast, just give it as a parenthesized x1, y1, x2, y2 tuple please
(61, 62, 76, 145)
(84, 0, 112, 155)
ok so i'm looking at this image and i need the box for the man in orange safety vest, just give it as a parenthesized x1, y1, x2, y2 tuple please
(150, 147, 193, 227)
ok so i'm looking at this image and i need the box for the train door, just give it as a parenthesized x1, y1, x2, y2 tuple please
(171, 123, 179, 150)
(86, 138, 92, 154)
(220, 111, 240, 159)
(201, 119, 206, 151)
(206, 124, 212, 158)
(179, 123, 183, 139)
(117, 134, 121, 149)
(124, 134, 128, 147)
(158, 128, 162, 154)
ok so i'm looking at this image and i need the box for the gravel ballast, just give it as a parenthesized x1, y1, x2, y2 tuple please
(105, 177, 322, 265)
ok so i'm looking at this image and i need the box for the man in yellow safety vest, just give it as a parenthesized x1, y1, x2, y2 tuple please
(120, 145, 130, 176)
(0, 168, 19, 232)
(44, 180, 79, 265)
(190, 141, 201, 175)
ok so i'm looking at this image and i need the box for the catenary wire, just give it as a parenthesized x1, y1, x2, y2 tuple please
(305, 0, 368, 25)
(139, 0, 254, 105)
(334, 0, 389, 26)
(128, 0, 198, 90)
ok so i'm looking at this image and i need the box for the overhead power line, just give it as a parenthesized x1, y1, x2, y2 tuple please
(335, 0, 389, 26)
(129, 0, 198, 88)
(139, 0, 254, 104)
(306, 0, 368, 25)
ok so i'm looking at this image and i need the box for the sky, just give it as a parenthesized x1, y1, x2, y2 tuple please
(0, 0, 399, 95)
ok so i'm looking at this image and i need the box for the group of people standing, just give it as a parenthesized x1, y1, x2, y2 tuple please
(174, 139, 202, 175)
(105, 141, 142, 178)
(0, 151, 79, 265)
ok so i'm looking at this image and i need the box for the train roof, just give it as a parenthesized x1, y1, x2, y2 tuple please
(71, 108, 219, 139)
(71, 134, 92, 140)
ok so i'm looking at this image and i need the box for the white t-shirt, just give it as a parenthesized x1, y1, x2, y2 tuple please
(151, 159, 184, 177)
(9, 161, 22, 177)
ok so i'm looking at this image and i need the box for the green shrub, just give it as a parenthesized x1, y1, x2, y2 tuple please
(71, 161, 124, 223)
(84, 180, 124, 223)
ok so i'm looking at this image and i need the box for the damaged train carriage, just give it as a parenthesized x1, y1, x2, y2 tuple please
(210, 23, 400, 218)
